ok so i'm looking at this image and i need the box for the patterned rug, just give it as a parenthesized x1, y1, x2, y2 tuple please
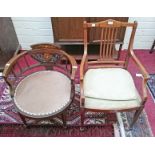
(0, 77, 153, 137)
(0, 77, 115, 137)
(116, 111, 153, 137)
(147, 74, 155, 102)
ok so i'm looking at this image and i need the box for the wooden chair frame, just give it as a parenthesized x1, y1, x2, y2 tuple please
(149, 40, 155, 53)
(2, 48, 77, 127)
(30, 43, 61, 50)
(80, 19, 150, 128)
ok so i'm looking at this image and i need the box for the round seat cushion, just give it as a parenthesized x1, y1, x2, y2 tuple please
(14, 70, 71, 118)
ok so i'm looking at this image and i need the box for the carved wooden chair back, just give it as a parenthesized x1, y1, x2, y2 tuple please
(80, 20, 150, 128)
(31, 43, 61, 50)
(84, 19, 137, 64)
(3, 48, 77, 96)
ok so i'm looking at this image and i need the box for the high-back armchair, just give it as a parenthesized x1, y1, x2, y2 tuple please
(80, 19, 149, 129)
(3, 48, 77, 126)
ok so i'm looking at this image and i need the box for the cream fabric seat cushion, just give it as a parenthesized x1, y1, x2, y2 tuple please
(85, 89, 141, 110)
(84, 68, 138, 101)
(14, 70, 71, 118)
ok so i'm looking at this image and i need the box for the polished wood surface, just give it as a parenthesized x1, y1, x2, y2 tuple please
(150, 40, 155, 53)
(52, 17, 86, 43)
(31, 43, 61, 50)
(89, 17, 128, 43)
(3, 47, 77, 126)
(80, 19, 149, 128)
(51, 17, 128, 60)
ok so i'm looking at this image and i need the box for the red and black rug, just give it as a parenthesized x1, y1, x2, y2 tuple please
(147, 74, 155, 102)
(0, 77, 153, 137)
(0, 77, 116, 137)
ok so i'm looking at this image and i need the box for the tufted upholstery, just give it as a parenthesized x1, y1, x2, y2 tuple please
(83, 68, 142, 110)
(14, 71, 71, 118)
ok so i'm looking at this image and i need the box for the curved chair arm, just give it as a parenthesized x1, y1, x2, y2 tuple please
(3, 49, 77, 87)
(130, 50, 150, 102)
(80, 53, 88, 106)
(2, 51, 28, 78)
(80, 53, 88, 81)
(67, 54, 77, 80)
(2, 51, 28, 97)
(80, 80, 85, 107)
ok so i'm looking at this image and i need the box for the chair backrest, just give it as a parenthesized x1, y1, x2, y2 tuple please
(31, 43, 61, 50)
(84, 19, 137, 62)
(2, 48, 77, 92)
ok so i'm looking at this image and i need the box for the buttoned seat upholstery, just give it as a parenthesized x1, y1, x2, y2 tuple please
(84, 68, 142, 110)
(14, 70, 71, 118)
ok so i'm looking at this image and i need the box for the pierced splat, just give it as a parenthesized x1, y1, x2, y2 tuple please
(3, 48, 77, 98)
(31, 52, 62, 64)
(43, 52, 51, 61)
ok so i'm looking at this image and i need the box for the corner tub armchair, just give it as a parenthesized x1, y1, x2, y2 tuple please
(2, 48, 77, 126)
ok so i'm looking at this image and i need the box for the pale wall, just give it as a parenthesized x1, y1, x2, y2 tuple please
(12, 17, 155, 50)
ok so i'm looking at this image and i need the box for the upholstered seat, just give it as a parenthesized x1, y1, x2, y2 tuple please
(80, 20, 149, 128)
(84, 68, 142, 110)
(14, 70, 71, 118)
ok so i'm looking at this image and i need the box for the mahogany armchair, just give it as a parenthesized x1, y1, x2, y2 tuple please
(2, 48, 77, 126)
(80, 19, 149, 129)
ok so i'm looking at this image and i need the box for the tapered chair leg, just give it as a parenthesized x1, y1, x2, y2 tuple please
(150, 40, 155, 53)
(19, 113, 28, 127)
(61, 112, 67, 128)
(80, 108, 86, 131)
(81, 108, 85, 126)
(129, 107, 144, 129)
(118, 43, 123, 59)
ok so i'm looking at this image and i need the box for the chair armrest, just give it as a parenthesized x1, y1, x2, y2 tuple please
(3, 51, 28, 78)
(2, 51, 28, 98)
(66, 55, 77, 80)
(130, 50, 150, 101)
(80, 80, 85, 107)
(80, 53, 88, 81)
(71, 64, 78, 80)
(80, 53, 88, 106)
(130, 50, 149, 79)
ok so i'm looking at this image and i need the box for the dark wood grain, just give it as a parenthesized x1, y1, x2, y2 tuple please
(51, 17, 128, 60)
(52, 17, 86, 42)
(89, 17, 128, 43)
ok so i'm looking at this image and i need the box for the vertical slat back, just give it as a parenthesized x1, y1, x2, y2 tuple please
(84, 19, 136, 62)
(99, 27, 119, 60)
(108, 27, 114, 58)
(102, 28, 107, 59)
(112, 27, 119, 57)
(99, 28, 104, 58)
(105, 28, 110, 59)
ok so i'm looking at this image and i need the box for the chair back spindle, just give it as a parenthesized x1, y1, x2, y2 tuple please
(83, 19, 137, 66)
